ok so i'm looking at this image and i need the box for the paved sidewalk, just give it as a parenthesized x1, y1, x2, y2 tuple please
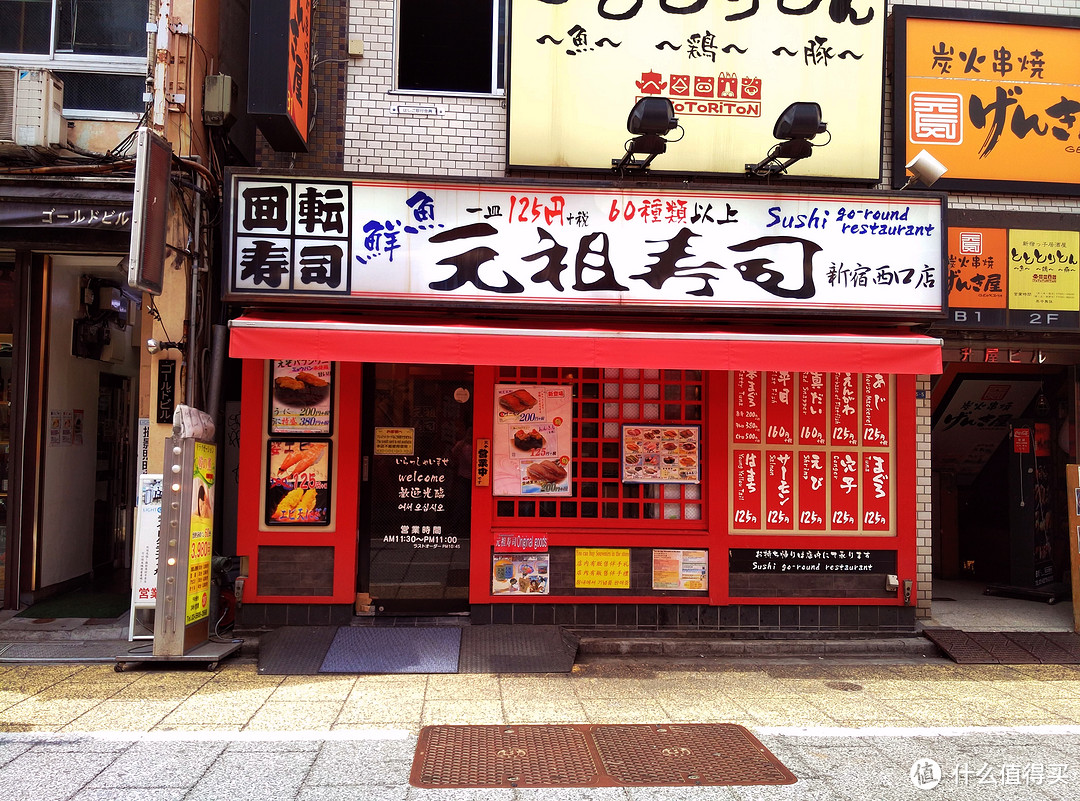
(1, 658, 1080, 799)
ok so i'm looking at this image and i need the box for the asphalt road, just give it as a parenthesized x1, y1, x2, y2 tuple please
(1, 655, 1079, 800)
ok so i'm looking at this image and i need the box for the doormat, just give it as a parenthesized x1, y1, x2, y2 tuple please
(257, 626, 340, 675)
(15, 591, 129, 620)
(319, 626, 461, 674)
(924, 628, 1080, 664)
(458, 625, 578, 674)
(410, 723, 797, 788)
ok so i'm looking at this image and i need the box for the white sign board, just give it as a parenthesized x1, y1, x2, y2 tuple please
(226, 176, 945, 318)
(129, 473, 163, 640)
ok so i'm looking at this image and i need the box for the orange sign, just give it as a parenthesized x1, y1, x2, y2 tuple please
(897, 9, 1080, 191)
(287, 0, 311, 146)
(947, 228, 1007, 309)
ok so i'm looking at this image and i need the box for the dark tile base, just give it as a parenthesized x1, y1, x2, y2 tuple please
(238, 603, 353, 627)
(470, 604, 917, 634)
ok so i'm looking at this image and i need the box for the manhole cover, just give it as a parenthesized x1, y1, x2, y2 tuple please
(591, 724, 796, 786)
(411, 724, 796, 788)
(411, 725, 598, 788)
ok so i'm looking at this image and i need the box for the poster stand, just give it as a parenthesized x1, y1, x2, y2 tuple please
(117, 408, 240, 671)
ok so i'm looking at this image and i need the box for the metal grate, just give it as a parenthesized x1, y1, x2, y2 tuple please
(495, 367, 704, 524)
(926, 629, 1080, 665)
(411, 724, 796, 788)
(592, 723, 796, 786)
(411, 725, 599, 788)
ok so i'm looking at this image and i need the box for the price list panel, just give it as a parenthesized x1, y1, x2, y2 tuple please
(730, 372, 895, 535)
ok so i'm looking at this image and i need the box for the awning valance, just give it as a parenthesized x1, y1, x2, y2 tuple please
(228, 315, 943, 375)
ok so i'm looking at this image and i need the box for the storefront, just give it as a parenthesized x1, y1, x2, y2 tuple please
(225, 172, 945, 632)
(932, 211, 1080, 617)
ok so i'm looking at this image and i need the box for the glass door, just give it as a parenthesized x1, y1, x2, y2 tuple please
(359, 364, 473, 614)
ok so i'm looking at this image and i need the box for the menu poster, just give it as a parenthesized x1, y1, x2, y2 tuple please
(830, 372, 859, 446)
(733, 371, 762, 443)
(830, 451, 859, 530)
(863, 373, 890, 447)
(862, 453, 890, 530)
(652, 549, 708, 591)
(492, 385, 572, 496)
(269, 360, 334, 435)
(765, 372, 794, 445)
(765, 451, 794, 529)
(265, 439, 332, 526)
(798, 372, 827, 445)
(732, 450, 761, 529)
(492, 554, 549, 594)
(798, 452, 826, 530)
(622, 425, 700, 484)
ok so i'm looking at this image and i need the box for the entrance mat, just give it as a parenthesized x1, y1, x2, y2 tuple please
(410, 723, 797, 788)
(458, 625, 578, 674)
(257, 626, 340, 675)
(15, 591, 129, 620)
(319, 626, 461, 673)
(924, 628, 1080, 664)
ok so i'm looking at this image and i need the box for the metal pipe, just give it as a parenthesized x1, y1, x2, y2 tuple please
(206, 325, 227, 426)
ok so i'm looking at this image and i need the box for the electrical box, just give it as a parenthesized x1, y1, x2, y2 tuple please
(203, 74, 236, 128)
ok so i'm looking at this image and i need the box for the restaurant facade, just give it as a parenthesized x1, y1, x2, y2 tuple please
(223, 1, 1080, 633)
(225, 174, 944, 632)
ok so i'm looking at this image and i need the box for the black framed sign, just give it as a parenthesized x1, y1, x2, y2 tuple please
(269, 360, 334, 435)
(265, 439, 332, 526)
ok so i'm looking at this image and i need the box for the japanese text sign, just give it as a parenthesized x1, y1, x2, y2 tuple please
(946, 226, 1080, 331)
(226, 175, 945, 318)
(575, 548, 631, 589)
(895, 7, 1080, 193)
(731, 371, 894, 535)
(509, 0, 885, 178)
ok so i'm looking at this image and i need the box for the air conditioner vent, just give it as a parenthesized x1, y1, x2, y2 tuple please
(0, 68, 15, 142)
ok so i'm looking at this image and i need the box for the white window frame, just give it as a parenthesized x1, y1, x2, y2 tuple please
(392, 0, 506, 98)
(0, 1, 147, 120)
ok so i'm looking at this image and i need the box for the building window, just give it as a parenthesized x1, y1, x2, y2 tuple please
(495, 367, 705, 525)
(0, 0, 146, 118)
(397, 0, 505, 95)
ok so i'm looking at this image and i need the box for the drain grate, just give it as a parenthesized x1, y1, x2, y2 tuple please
(925, 629, 1080, 665)
(410, 724, 796, 788)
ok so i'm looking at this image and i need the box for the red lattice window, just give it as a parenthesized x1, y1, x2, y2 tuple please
(494, 367, 705, 526)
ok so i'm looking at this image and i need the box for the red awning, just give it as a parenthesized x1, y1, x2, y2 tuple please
(228, 315, 942, 374)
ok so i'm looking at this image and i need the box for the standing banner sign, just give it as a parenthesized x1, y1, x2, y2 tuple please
(129, 474, 163, 641)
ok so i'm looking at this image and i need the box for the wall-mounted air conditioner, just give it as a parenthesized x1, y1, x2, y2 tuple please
(0, 68, 66, 147)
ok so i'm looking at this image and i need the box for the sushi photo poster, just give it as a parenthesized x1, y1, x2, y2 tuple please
(492, 385, 573, 497)
(269, 360, 334, 435)
(265, 439, 332, 526)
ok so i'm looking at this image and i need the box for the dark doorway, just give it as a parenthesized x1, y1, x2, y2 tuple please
(358, 364, 473, 615)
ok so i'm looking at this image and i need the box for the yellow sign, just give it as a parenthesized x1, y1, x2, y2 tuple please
(902, 11, 1080, 188)
(1008, 230, 1080, 311)
(575, 548, 631, 589)
(475, 437, 491, 487)
(186, 441, 215, 625)
(509, 2, 884, 178)
(374, 427, 415, 456)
